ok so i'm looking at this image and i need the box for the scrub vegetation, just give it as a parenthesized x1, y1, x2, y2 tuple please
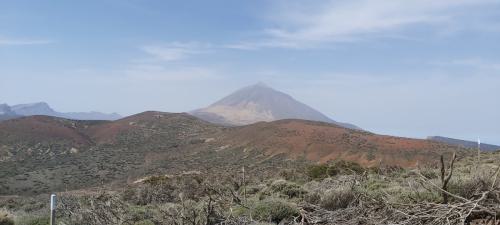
(2, 151, 500, 225)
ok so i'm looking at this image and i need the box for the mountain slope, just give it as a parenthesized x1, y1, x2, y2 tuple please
(220, 120, 461, 167)
(11, 102, 58, 116)
(190, 83, 359, 129)
(0, 112, 465, 195)
(11, 102, 122, 120)
(427, 136, 499, 151)
(0, 104, 20, 121)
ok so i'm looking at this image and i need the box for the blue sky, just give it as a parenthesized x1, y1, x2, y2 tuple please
(1, 0, 499, 144)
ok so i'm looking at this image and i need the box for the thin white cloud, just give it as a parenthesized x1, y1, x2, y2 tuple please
(140, 42, 210, 61)
(450, 59, 500, 71)
(433, 58, 500, 71)
(0, 37, 53, 46)
(233, 0, 499, 49)
(123, 64, 220, 81)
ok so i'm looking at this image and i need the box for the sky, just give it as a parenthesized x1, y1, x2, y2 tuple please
(1, 0, 499, 144)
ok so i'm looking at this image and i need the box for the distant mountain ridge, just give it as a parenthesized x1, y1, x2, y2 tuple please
(0, 104, 20, 121)
(0, 102, 121, 121)
(427, 136, 500, 151)
(0, 104, 15, 115)
(190, 82, 360, 129)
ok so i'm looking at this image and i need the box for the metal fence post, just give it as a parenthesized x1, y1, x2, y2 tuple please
(50, 194, 56, 225)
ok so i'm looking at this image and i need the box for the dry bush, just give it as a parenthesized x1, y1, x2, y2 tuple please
(448, 168, 498, 200)
(242, 199, 299, 224)
(304, 191, 321, 205)
(58, 192, 129, 225)
(123, 174, 207, 205)
(159, 200, 209, 225)
(419, 167, 439, 179)
(302, 175, 361, 211)
(319, 188, 357, 211)
(0, 211, 14, 225)
(396, 189, 441, 204)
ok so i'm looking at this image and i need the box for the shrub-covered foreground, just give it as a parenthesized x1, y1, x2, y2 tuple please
(2, 154, 500, 225)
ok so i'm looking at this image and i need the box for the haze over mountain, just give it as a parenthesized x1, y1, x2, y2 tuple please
(0, 104, 20, 121)
(428, 136, 500, 152)
(190, 83, 360, 129)
(1, 102, 122, 121)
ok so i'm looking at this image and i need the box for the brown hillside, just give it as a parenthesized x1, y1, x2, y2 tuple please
(0, 112, 466, 195)
(0, 116, 94, 147)
(221, 119, 461, 167)
(85, 111, 223, 144)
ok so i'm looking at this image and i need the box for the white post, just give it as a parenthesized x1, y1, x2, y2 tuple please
(478, 138, 481, 164)
(50, 194, 56, 225)
(242, 166, 246, 203)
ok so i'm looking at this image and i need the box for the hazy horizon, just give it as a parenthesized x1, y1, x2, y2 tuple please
(1, 0, 499, 144)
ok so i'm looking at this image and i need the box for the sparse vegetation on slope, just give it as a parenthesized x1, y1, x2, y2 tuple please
(0, 112, 467, 195)
(2, 151, 500, 224)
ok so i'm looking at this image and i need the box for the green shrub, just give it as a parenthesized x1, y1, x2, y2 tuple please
(143, 175, 170, 185)
(363, 179, 389, 192)
(251, 199, 299, 223)
(16, 216, 50, 225)
(128, 205, 149, 222)
(268, 180, 307, 198)
(134, 219, 154, 225)
(397, 190, 441, 203)
(325, 166, 339, 176)
(306, 164, 328, 179)
(330, 160, 365, 174)
(307, 161, 365, 179)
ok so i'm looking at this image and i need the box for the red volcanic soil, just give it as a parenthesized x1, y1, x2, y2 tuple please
(0, 113, 463, 168)
(0, 116, 92, 146)
(222, 120, 461, 167)
(84, 111, 205, 144)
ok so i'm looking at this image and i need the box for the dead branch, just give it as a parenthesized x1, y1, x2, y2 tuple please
(441, 152, 457, 204)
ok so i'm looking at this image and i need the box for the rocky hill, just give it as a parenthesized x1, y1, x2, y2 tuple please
(0, 112, 465, 195)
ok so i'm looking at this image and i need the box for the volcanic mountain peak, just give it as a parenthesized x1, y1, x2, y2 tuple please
(190, 82, 360, 129)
